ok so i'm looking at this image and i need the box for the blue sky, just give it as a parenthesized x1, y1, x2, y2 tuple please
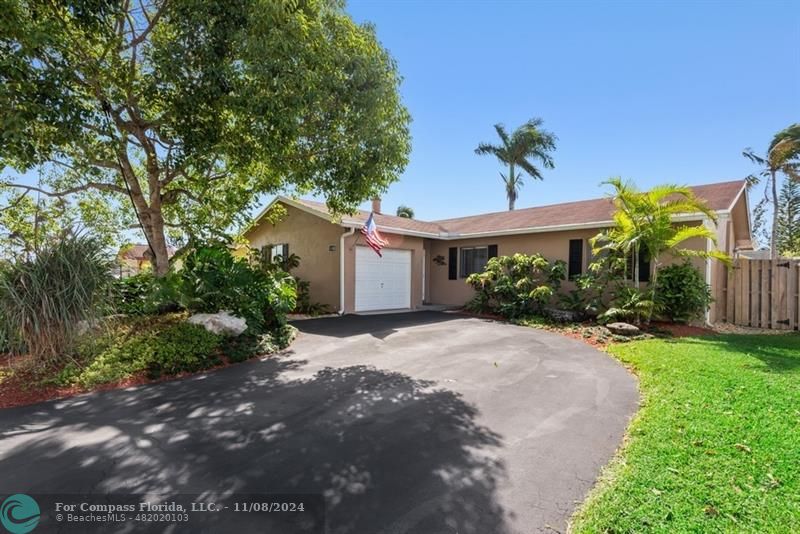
(3, 1, 797, 228)
(344, 0, 799, 220)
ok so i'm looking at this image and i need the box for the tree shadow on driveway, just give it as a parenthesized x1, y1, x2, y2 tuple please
(293, 311, 464, 340)
(0, 355, 512, 533)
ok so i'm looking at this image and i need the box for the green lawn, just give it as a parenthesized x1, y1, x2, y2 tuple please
(571, 333, 800, 533)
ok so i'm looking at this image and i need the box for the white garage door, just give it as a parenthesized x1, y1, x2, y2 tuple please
(355, 247, 412, 312)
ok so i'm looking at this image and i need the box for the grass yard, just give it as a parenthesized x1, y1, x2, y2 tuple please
(571, 333, 800, 533)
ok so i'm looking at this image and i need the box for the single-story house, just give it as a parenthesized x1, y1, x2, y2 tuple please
(242, 179, 752, 323)
(117, 243, 176, 277)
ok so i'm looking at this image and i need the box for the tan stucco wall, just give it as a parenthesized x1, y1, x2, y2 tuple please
(342, 231, 425, 313)
(243, 204, 344, 311)
(426, 224, 713, 309)
(426, 228, 605, 307)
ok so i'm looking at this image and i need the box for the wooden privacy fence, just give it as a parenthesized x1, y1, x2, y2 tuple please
(724, 258, 800, 330)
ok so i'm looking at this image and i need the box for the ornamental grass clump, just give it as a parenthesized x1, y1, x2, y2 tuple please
(0, 234, 113, 365)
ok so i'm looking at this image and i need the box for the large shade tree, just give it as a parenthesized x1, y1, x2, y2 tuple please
(592, 178, 730, 321)
(743, 123, 800, 258)
(0, 0, 411, 275)
(474, 118, 556, 210)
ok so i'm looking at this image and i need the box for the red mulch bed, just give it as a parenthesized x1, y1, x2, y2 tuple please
(646, 321, 716, 338)
(0, 353, 241, 409)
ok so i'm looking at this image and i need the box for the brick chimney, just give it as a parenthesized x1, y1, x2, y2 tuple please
(371, 197, 382, 214)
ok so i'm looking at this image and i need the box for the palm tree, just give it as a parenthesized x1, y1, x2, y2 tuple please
(475, 118, 557, 210)
(743, 123, 800, 258)
(592, 178, 731, 322)
(396, 205, 414, 218)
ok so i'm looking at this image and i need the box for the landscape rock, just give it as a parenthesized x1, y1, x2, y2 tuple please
(544, 307, 581, 323)
(606, 322, 641, 336)
(187, 311, 247, 336)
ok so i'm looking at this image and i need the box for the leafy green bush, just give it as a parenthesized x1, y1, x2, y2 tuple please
(110, 272, 176, 315)
(143, 322, 221, 378)
(466, 254, 566, 319)
(175, 244, 296, 332)
(72, 315, 221, 386)
(0, 234, 113, 364)
(598, 286, 658, 324)
(654, 260, 712, 323)
(221, 324, 298, 363)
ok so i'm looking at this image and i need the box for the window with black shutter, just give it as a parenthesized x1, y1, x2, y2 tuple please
(448, 247, 458, 280)
(638, 252, 651, 283)
(270, 243, 289, 261)
(626, 250, 651, 282)
(460, 246, 489, 277)
(568, 239, 583, 279)
(488, 244, 498, 259)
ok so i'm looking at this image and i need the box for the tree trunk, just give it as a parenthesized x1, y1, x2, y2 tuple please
(770, 170, 779, 259)
(145, 212, 170, 277)
(648, 261, 658, 324)
(508, 163, 516, 211)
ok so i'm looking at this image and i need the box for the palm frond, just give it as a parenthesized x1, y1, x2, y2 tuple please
(493, 123, 510, 147)
(666, 225, 717, 249)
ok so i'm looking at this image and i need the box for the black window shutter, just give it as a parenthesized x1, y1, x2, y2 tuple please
(638, 252, 651, 283)
(487, 244, 498, 259)
(448, 247, 458, 280)
(568, 239, 583, 279)
(282, 244, 289, 258)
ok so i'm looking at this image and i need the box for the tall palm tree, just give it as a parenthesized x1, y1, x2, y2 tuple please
(475, 118, 557, 210)
(396, 205, 414, 218)
(743, 123, 800, 258)
(592, 178, 731, 322)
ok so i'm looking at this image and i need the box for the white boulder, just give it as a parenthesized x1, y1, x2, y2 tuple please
(187, 311, 247, 336)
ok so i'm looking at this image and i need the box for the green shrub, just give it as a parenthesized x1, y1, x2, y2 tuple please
(74, 317, 221, 386)
(0, 234, 113, 364)
(110, 272, 177, 315)
(143, 322, 221, 378)
(220, 324, 298, 363)
(598, 286, 658, 324)
(466, 254, 566, 319)
(175, 244, 296, 332)
(654, 260, 712, 323)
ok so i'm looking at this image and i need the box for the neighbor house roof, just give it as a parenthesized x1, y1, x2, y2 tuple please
(119, 244, 176, 260)
(251, 180, 747, 240)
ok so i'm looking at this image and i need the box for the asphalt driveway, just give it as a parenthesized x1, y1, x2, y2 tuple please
(0, 312, 637, 533)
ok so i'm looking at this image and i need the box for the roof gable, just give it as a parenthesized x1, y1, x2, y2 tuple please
(250, 180, 746, 239)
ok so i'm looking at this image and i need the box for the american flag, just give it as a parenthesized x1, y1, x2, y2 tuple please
(361, 213, 388, 257)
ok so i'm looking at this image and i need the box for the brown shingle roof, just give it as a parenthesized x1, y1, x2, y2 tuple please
(431, 180, 746, 234)
(291, 198, 447, 235)
(119, 244, 176, 260)
(281, 180, 745, 238)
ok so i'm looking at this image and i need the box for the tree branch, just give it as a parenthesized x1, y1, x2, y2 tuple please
(1, 181, 127, 198)
(124, 0, 167, 50)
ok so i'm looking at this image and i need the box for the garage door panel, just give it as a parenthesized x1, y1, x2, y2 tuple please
(355, 247, 411, 312)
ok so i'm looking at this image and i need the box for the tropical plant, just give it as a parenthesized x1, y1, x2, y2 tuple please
(465, 254, 566, 318)
(0, 234, 113, 364)
(0, 0, 411, 275)
(598, 286, 658, 325)
(654, 260, 713, 323)
(591, 178, 730, 322)
(743, 123, 800, 257)
(775, 177, 800, 256)
(396, 205, 414, 218)
(475, 118, 557, 210)
(176, 244, 296, 332)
